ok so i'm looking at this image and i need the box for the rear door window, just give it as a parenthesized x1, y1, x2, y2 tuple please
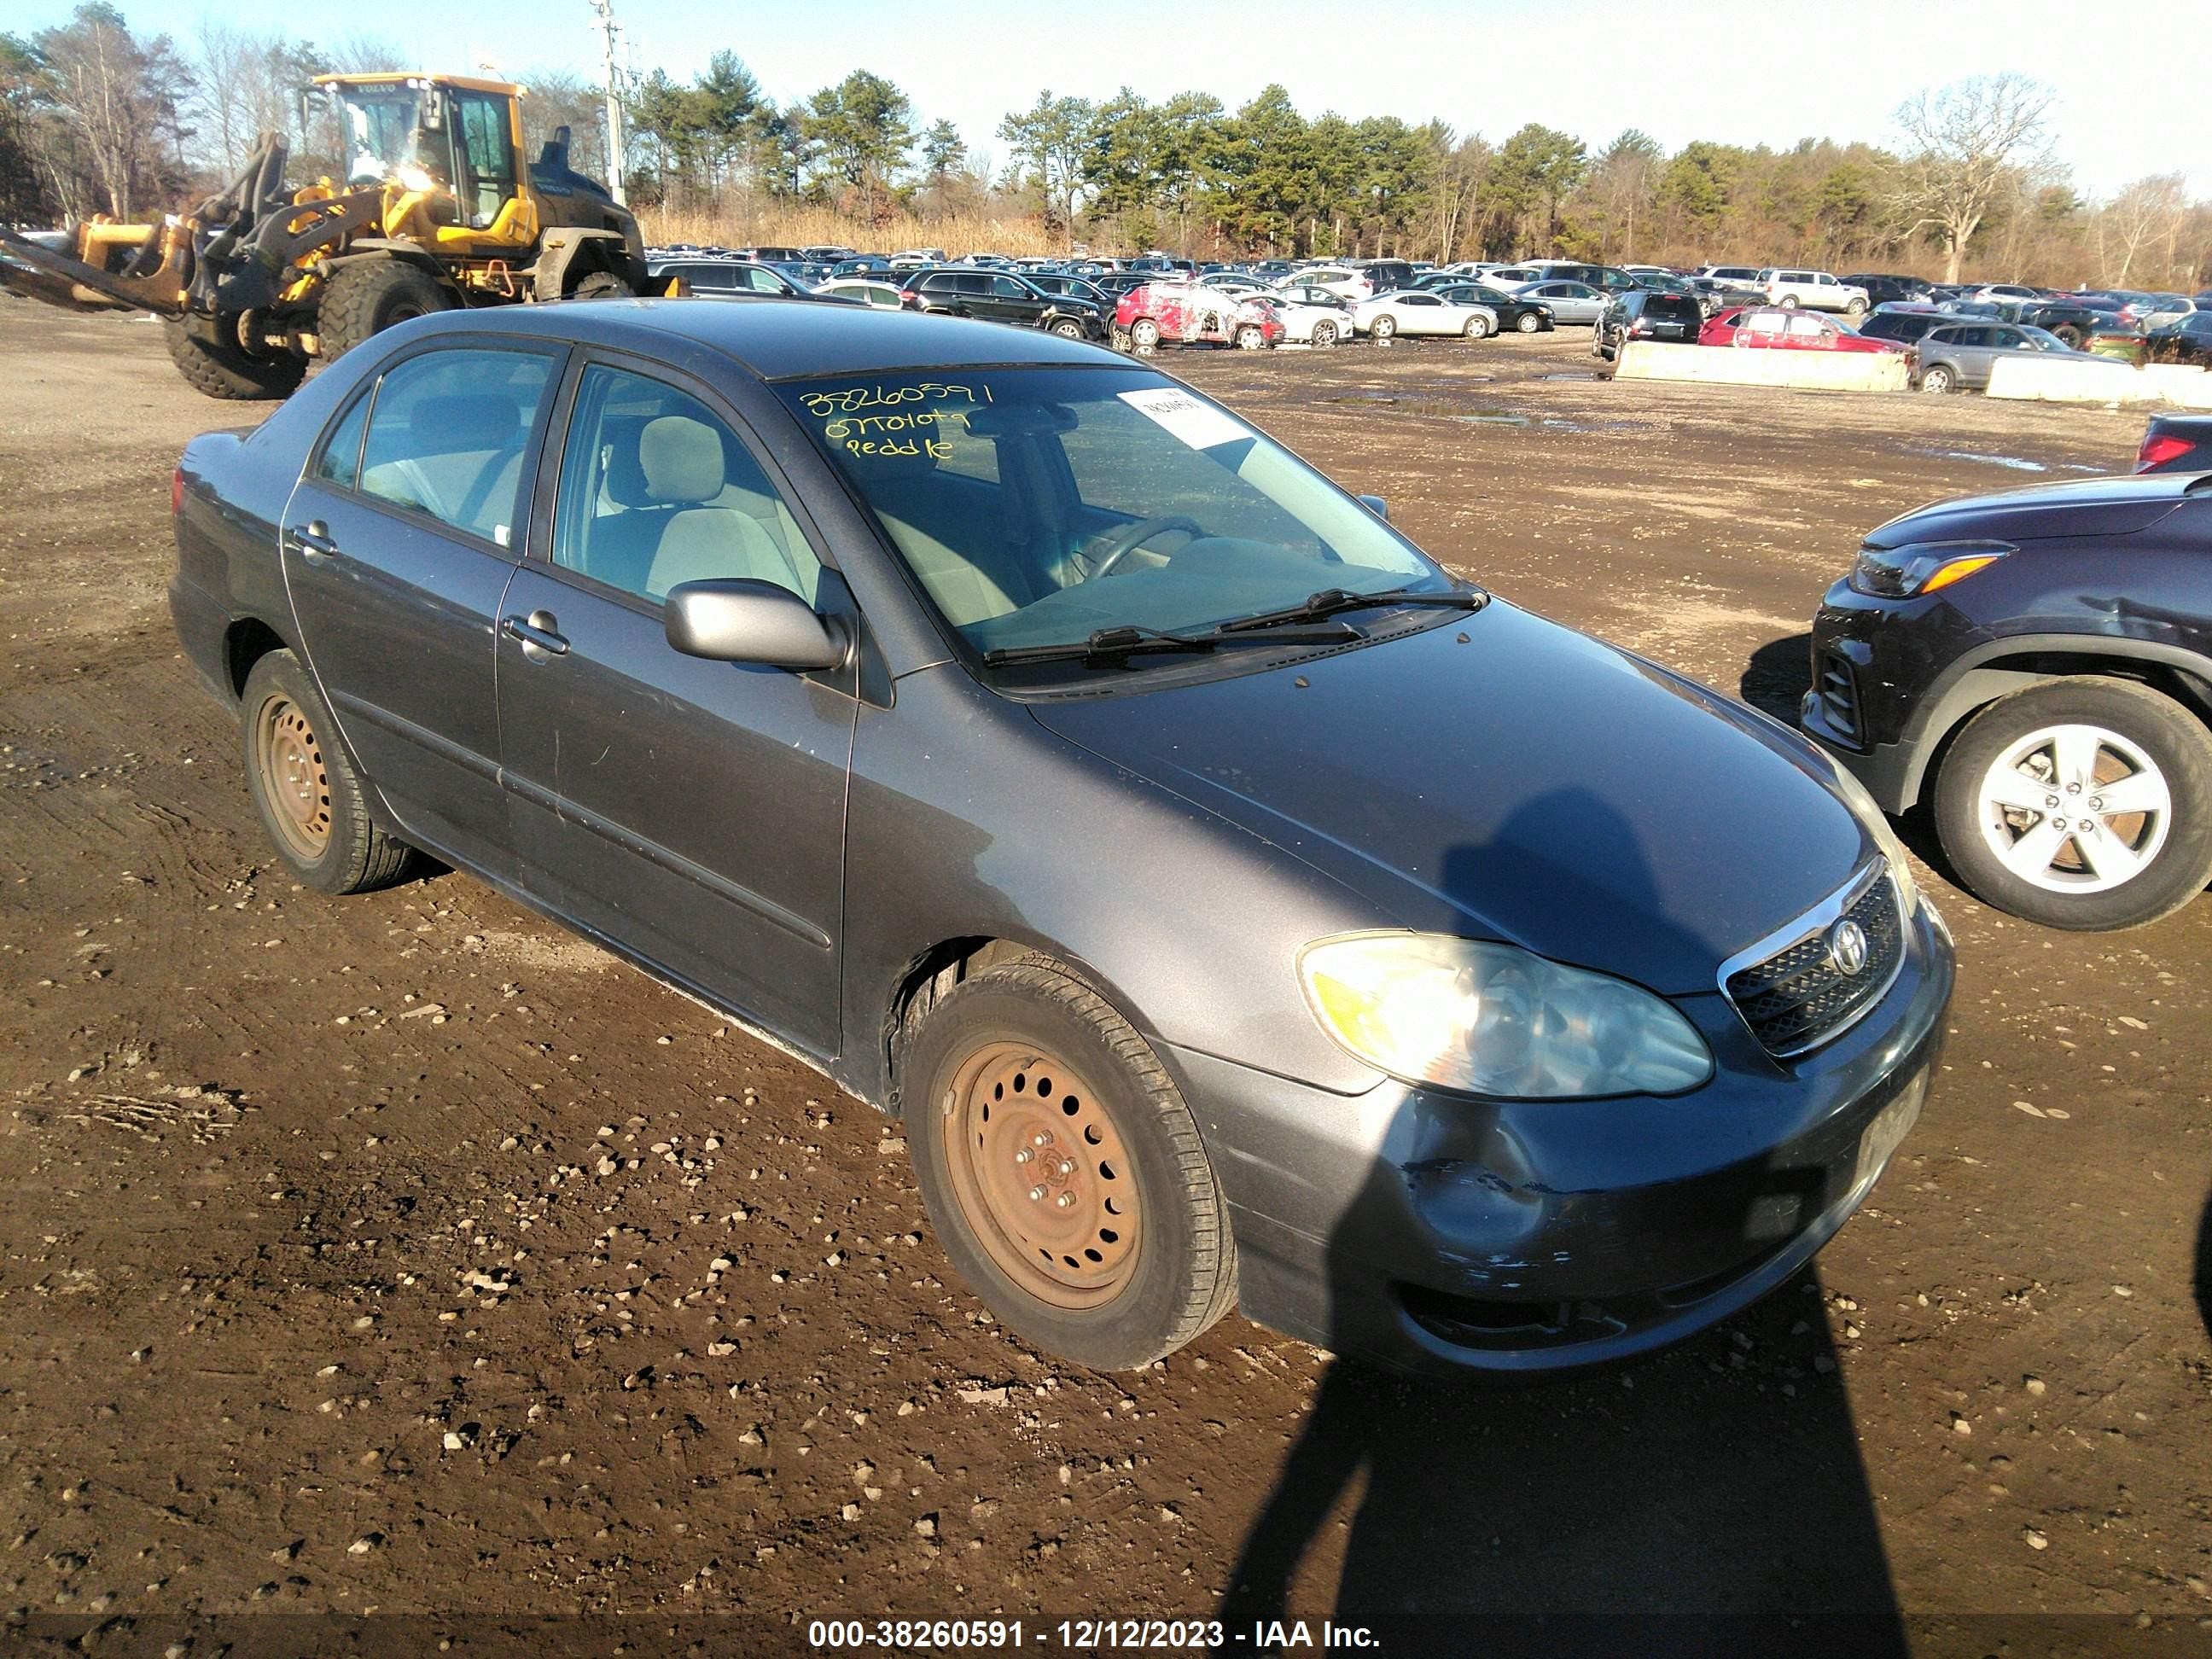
(356, 346, 558, 547)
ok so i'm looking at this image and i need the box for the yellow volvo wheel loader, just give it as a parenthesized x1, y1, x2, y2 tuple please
(0, 73, 646, 399)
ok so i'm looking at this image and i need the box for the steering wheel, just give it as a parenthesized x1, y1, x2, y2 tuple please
(1089, 515, 1204, 579)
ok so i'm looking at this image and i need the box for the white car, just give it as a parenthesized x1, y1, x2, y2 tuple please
(1196, 274, 1264, 296)
(812, 278, 905, 309)
(1277, 265, 1375, 303)
(1966, 283, 2046, 308)
(1353, 289, 1499, 341)
(1756, 268, 1870, 316)
(1245, 291, 1355, 347)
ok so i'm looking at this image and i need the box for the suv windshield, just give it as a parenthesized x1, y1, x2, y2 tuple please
(779, 367, 1441, 658)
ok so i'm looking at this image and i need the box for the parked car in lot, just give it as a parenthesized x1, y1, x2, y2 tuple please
(899, 267, 1106, 340)
(2015, 300, 2111, 348)
(170, 299, 1952, 1375)
(1277, 265, 1376, 302)
(1696, 265, 1764, 284)
(1593, 289, 1705, 359)
(1510, 279, 1607, 325)
(648, 257, 842, 303)
(1429, 282, 1554, 333)
(1912, 322, 2093, 392)
(1244, 291, 1353, 347)
(1965, 283, 2046, 308)
(2143, 310, 2212, 367)
(1855, 307, 1964, 348)
(1805, 471, 2212, 929)
(1353, 289, 1499, 341)
(1844, 273, 1936, 307)
(2136, 413, 2212, 473)
(1687, 276, 1766, 318)
(1757, 270, 1871, 316)
(1115, 281, 1282, 351)
(812, 277, 905, 309)
(1023, 271, 1113, 308)
(1698, 307, 1904, 353)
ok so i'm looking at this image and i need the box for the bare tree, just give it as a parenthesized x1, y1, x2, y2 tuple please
(2097, 173, 2188, 288)
(1889, 73, 2056, 283)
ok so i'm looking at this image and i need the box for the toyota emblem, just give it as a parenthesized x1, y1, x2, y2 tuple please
(1827, 917, 1871, 977)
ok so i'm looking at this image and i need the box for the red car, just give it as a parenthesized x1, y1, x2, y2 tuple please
(1698, 306, 1906, 353)
(1114, 282, 1284, 352)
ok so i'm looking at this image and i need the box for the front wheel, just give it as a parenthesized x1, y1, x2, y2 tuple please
(1515, 311, 1542, 333)
(1370, 314, 1397, 340)
(1311, 320, 1339, 347)
(1051, 317, 1086, 339)
(568, 270, 632, 300)
(1933, 678, 2212, 930)
(162, 316, 306, 401)
(1844, 297, 1867, 317)
(904, 956, 1237, 1371)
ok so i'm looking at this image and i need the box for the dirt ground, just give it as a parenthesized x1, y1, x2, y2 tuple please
(2, 303, 2209, 1656)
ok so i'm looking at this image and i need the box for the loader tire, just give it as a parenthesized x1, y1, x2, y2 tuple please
(317, 258, 456, 362)
(567, 270, 632, 300)
(163, 317, 306, 401)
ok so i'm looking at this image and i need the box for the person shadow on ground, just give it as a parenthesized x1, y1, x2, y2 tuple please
(2194, 1183, 2212, 1346)
(1217, 794, 1909, 1656)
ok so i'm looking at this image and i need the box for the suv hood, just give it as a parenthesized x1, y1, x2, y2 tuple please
(1868, 474, 2199, 545)
(1026, 603, 1870, 996)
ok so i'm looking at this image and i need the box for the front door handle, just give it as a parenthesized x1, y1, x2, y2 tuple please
(501, 610, 568, 658)
(288, 521, 339, 560)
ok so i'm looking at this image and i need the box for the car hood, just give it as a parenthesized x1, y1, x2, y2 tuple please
(1025, 602, 1871, 995)
(1866, 473, 2199, 546)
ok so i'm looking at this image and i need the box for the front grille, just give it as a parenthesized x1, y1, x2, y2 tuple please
(1817, 649, 1861, 742)
(1726, 870, 1903, 1057)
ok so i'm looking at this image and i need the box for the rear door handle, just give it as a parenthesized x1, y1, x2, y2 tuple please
(501, 611, 568, 658)
(288, 521, 339, 560)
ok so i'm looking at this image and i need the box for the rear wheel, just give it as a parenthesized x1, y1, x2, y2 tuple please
(317, 257, 457, 362)
(905, 956, 1237, 1371)
(1777, 293, 1800, 309)
(1234, 323, 1266, 350)
(1129, 317, 1161, 352)
(1920, 363, 1957, 393)
(1934, 678, 2212, 930)
(162, 316, 305, 401)
(1463, 314, 1492, 339)
(240, 651, 420, 894)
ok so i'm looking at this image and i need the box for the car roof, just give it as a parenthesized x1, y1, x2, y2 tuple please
(386, 296, 1115, 381)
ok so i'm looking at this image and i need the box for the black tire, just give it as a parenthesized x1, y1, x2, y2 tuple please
(163, 316, 306, 401)
(568, 270, 632, 300)
(904, 955, 1237, 1371)
(1128, 317, 1161, 351)
(1051, 317, 1086, 340)
(317, 258, 457, 362)
(1932, 677, 2212, 931)
(239, 650, 420, 895)
(1920, 364, 1956, 393)
(1515, 311, 1541, 333)
(2054, 324, 2083, 348)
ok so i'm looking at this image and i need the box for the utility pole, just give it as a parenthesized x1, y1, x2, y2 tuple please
(590, 0, 627, 205)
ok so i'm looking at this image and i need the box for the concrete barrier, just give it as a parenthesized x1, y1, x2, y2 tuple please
(1614, 341, 1911, 393)
(1986, 355, 2165, 406)
(2143, 364, 2212, 410)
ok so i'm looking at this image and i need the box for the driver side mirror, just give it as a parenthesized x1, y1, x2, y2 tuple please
(666, 579, 850, 672)
(1358, 494, 1389, 521)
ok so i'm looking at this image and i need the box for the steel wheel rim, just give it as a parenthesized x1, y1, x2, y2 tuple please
(255, 695, 332, 859)
(940, 1039, 1139, 1310)
(1976, 722, 2172, 894)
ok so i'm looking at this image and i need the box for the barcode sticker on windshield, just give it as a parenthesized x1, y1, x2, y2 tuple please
(1118, 388, 1251, 451)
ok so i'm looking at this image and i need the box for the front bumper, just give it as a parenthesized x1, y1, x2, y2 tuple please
(1171, 902, 1953, 1378)
(1799, 578, 1989, 812)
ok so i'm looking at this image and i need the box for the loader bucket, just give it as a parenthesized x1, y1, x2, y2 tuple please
(0, 224, 188, 317)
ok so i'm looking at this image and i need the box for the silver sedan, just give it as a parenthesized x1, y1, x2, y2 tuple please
(1511, 279, 1607, 326)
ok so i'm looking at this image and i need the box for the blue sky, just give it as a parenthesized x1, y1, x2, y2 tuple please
(5, 0, 2200, 197)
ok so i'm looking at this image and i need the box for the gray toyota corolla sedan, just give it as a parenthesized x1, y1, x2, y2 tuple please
(169, 300, 1953, 1377)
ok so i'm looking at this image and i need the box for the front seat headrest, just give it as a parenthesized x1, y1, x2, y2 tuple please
(637, 415, 725, 504)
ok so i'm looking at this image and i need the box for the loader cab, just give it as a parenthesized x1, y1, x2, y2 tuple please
(320, 74, 528, 242)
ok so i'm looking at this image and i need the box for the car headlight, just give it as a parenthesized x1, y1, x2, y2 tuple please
(1297, 934, 1713, 1098)
(1848, 539, 2011, 598)
(1822, 760, 1921, 920)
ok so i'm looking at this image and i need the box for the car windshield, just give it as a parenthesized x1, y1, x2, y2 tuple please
(2017, 326, 2071, 351)
(778, 367, 1441, 659)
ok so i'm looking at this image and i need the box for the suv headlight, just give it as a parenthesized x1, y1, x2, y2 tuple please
(1298, 934, 1713, 1098)
(1848, 539, 2011, 598)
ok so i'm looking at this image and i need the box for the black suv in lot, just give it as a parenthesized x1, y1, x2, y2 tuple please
(1802, 473, 2212, 930)
(1843, 273, 1936, 307)
(1594, 289, 1705, 359)
(898, 268, 1107, 339)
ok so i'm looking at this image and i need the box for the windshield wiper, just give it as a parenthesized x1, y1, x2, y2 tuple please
(1213, 584, 1490, 635)
(981, 620, 1356, 668)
